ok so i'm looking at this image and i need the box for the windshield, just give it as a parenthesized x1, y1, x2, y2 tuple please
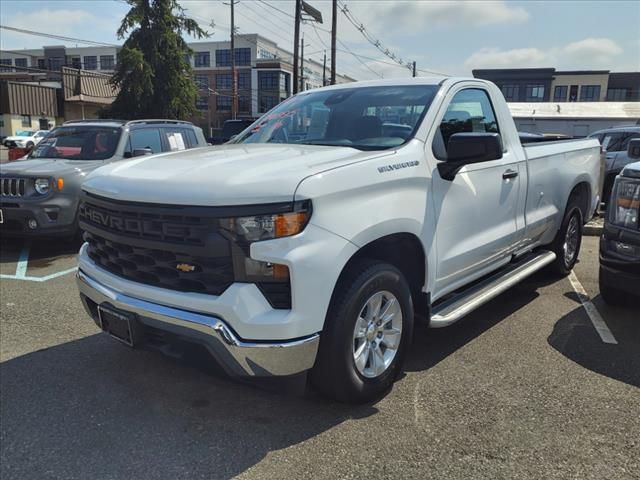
(15, 130, 35, 137)
(29, 126, 122, 160)
(233, 85, 439, 150)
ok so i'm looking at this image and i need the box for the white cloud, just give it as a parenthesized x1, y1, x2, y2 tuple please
(464, 37, 625, 71)
(464, 47, 548, 69)
(563, 38, 624, 63)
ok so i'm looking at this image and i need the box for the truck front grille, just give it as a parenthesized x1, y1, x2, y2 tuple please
(1, 177, 26, 197)
(83, 231, 234, 295)
(79, 195, 235, 296)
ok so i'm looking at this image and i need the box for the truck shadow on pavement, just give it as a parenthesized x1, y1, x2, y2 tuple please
(0, 237, 81, 269)
(548, 296, 640, 389)
(0, 334, 376, 480)
(0, 272, 559, 479)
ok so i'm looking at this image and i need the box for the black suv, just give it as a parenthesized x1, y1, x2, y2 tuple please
(599, 138, 640, 304)
(589, 126, 640, 204)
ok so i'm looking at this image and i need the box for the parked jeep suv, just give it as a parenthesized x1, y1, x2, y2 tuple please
(599, 139, 640, 304)
(0, 119, 207, 237)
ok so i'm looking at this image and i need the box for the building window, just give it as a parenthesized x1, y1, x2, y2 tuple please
(259, 71, 280, 89)
(553, 86, 568, 102)
(100, 55, 115, 70)
(194, 74, 209, 90)
(217, 95, 232, 111)
(259, 95, 278, 113)
(194, 52, 210, 68)
(196, 96, 209, 111)
(239, 95, 251, 112)
(580, 85, 601, 102)
(238, 71, 251, 90)
(235, 48, 251, 66)
(37, 59, 46, 69)
(0, 58, 11, 72)
(216, 73, 232, 89)
(48, 57, 64, 70)
(21, 115, 32, 127)
(500, 84, 519, 101)
(216, 48, 251, 67)
(70, 57, 81, 69)
(216, 49, 231, 67)
(84, 56, 98, 70)
(14, 58, 27, 68)
(524, 85, 545, 102)
(258, 48, 277, 60)
(606, 88, 628, 101)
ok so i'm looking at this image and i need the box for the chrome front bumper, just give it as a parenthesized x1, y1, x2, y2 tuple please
(77, 269, 320, 377)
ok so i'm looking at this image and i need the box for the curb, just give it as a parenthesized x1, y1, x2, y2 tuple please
(584, 218, 604, 237)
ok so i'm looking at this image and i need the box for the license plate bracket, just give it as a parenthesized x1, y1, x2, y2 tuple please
(97, 304, 138, 347)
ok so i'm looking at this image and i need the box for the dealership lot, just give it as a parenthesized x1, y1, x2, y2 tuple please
(0, 236, 638, 480)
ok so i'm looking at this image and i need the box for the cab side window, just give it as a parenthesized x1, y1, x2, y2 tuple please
(434, 88, 500, 160)
(127, 128, 163, 154)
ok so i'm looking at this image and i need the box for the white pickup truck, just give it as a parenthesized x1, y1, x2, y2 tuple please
(76, 78, 601, 402)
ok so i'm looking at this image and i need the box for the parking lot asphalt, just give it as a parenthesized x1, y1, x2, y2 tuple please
(0, 236, 638, 480)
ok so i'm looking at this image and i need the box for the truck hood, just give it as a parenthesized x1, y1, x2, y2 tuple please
(83, 144, 395, 205)
(0, 158, 104, 177)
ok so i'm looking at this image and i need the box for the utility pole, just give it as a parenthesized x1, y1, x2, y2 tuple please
(230, 0, 238, 119)
(322, 50, 327, 86)
(412, 61, 416, 78)
(330, 0, 337, 84)
(300, 36, 305, 92)
(292, 0, 302, 94)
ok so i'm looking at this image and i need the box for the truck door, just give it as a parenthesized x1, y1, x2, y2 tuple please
(430, 87, 523, 297)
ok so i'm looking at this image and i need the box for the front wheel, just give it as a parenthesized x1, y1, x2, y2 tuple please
(310, 260, 414, 403)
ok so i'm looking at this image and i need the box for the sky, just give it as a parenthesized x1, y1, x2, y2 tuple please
(1, 0, 639, 80)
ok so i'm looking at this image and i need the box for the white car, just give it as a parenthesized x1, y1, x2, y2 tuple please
(2, 130, 48, 149)
(75, 77, 602, 403)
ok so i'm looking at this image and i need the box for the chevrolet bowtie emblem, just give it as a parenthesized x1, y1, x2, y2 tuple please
(176, 263, 196, 273)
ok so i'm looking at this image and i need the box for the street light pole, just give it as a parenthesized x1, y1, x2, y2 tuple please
(293, 0, 302, 94)
(230, 0, 238, 119)
(330, 0, 337, 84)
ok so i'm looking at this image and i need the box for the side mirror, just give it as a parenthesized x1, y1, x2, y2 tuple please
(628, 138, 640, 159)
(437, 133, 503, 181)
(124, 148, 154, 158)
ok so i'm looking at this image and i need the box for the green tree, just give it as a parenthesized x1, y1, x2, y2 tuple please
(102, 0, 207, 119)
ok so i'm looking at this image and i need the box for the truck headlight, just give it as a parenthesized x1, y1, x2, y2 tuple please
(34, 178, 50, 195)
(219, 204, 311, 307)
(611, 178, 640, 228)
(220, 207, 311, 243)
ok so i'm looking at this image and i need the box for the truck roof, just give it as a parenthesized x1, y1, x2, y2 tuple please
(296, 76, 453, 94)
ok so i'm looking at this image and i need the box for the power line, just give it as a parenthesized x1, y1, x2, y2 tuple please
(255, 0, 295, 19)
(0, 25, 118, 47)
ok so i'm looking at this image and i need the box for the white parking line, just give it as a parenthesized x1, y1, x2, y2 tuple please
(0, 241, 77, 283)
(568, 271, 618, 345)
(15, 241, 30, 278)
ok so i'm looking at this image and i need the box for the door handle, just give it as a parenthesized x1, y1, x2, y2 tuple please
(502, 169, 518, 180)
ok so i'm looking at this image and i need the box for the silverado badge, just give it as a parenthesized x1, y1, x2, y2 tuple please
(176, 263, 196, 273)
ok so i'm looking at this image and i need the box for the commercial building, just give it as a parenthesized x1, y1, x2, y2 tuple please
(472, 68, 640, 103)
(1, 34, 354, 137)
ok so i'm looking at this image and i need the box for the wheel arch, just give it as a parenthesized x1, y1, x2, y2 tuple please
(332, 232, 429, 320)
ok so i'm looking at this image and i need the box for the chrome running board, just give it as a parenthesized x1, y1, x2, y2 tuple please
(430, 250, 556, 328)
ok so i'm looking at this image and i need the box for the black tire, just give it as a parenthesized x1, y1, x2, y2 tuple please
(310, 259, 414, 403)
(548, 199, 583, 277)
(598, 268, 628, 306)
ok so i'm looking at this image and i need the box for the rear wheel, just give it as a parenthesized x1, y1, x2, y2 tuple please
(310, 259, 414, 403)
(548, 200, 583, 276)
